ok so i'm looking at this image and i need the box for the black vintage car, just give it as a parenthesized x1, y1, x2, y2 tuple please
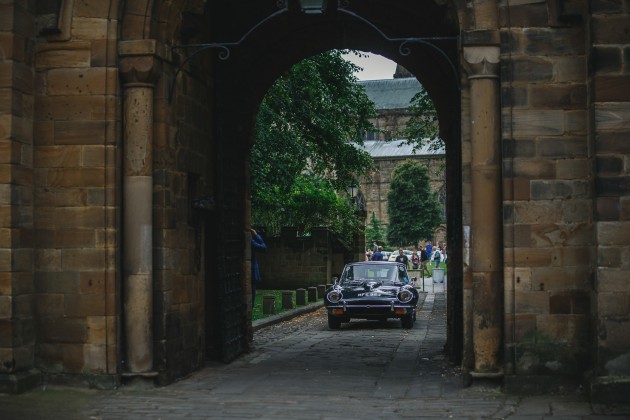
(325, 261, 419, 329)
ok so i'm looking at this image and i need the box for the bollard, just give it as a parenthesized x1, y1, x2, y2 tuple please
(262, 295, 276, 314)
(317, 284, 326, 299)
(296, 288, 306, 306)
(282, 290, 294, 309)
(307, 286, 317, 302)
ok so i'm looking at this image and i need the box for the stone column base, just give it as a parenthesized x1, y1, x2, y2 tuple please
(0, 369, 41, 394)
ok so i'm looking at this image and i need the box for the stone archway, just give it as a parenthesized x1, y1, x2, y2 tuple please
(115, 0, 505, 382)
(113, 1, 502, 384)
(203, 0, 469, 368)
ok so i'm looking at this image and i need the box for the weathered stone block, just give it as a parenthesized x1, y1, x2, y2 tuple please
(561, 199, 592, 223)
(514, 247, 553, 267)
(596, 132, 630, 154)
(502, 139, 535, 158)
(592, 47, 622, 73)
(61, 248, 110, 271)
(499, 5, 548, 29)
(64, 293, 106, 317)
(36, 42, 92, 69)
(34, 146, 81, 168)
(521, 28, 585, 55)
(71, 17, 110, 40)
(502, 57, 554, 83)
(501, 86, 528, 108)
(533, 265, 591, 291)
(36, 294, 64, 317)
(46, 68, 118, 96)
(62, 343, 84, 373)
(55, 120, 112, 146)
(550, 291, 590, 314)
(537, 314, 589, 343)
(508, 314, 537, 344)
(83, 344, 107, 372)
(513, 201, 561, 225)
(510, 159, 555, 181)
(40, 318, 87, 343)
(595, 75, 630, 102)
(597, 197, 620, 221)
(597, 243, 624, 267)
(599, 318, 630, 349)
(556, 158, 589, 180)
(592, 15, 630, 44)
(597, 268, 630, 292)
(595, 104, 630, 131)
(598, 221, 630, 246)
(555, 56, 586, 83)
(515, 290, 550, 314)
(531, 180, 589, 200)
(537, 136, 587, 158)
(596, 156, 623, 175)
(598, 292, 630, 317)
(596, 176, 630, 196)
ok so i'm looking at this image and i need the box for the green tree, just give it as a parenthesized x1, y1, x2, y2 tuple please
(386, 160, 442, 246)
(399, 86, 444, 152)
(365, 212, 386, 247)
(251, 50, 376, 241)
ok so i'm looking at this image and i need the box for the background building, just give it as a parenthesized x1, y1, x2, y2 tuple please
(357, 72, 447, 246)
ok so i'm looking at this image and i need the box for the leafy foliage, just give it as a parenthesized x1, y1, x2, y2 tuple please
(365, 211, 386, 248)
(251, 50, 376, 241)
(386, 160, 442, 246)
(399, 86, 444, 152)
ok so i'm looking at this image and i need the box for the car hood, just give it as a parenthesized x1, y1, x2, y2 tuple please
(334, 281, 407, 299)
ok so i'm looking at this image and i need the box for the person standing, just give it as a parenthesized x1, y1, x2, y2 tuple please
(250, 228, 267, 309)
(411, 249, 420, 270)
(371, 246, 384, 261)
(433, 247, 442, 269)
(425, 241, 433, 264)
(395, 249, 408, 267)
(419, 245, 430, 278)
(365, 248, 373, 261)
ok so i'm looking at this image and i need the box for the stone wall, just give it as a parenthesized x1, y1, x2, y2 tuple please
(498, 0, 596, 391)
(591, 3, 630, 402)
(256, 228, 353, 291)
(0, 0, 37, 393)
(31, 2, 120, 386)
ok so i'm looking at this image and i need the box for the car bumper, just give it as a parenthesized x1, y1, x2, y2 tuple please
(327, 302, 416, 319)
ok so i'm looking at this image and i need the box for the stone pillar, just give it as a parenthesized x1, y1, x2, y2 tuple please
(463, 32, 503, 377)
(119, 46, 160, 374)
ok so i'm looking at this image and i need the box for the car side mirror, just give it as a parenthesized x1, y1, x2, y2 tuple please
(332, 277, 339, 285)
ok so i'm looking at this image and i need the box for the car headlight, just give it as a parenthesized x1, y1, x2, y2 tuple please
(327, 290, 342, 303)
(398, 290, 413, 303)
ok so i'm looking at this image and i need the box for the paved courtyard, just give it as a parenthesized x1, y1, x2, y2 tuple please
(2, 280, 630, 419)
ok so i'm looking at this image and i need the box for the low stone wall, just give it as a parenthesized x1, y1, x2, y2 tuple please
(256, 227, 359, 290)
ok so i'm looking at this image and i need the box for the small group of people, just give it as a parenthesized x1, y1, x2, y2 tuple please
(365, 241, 447, 277)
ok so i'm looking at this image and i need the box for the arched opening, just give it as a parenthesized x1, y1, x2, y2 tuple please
(201, 1, 463, 364)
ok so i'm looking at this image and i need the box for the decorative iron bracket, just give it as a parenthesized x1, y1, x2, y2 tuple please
(168, 0, 460, 101)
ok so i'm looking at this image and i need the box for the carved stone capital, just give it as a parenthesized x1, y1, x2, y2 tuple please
(462, 46, 500, 80)
(119, 55, 161, 87)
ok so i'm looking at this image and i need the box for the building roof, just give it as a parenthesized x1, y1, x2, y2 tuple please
(359, 77, 422, 110)
(356, 139, 444, 158)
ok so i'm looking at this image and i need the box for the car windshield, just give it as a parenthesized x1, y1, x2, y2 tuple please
(341, 264, 409, 285)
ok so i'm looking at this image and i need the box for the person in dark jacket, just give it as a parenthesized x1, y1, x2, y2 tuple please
(371, 246, 384, 261)
(250, 228, 267, 308)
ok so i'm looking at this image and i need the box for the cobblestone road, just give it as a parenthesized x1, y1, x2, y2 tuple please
(2, 288, 630, 419)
